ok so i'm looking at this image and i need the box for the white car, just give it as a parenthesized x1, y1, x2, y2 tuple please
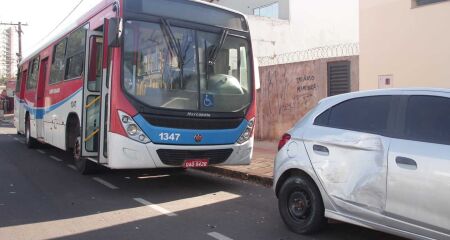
(273, 88, 450, 240)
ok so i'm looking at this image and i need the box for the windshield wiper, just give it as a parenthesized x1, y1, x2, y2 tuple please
(204, 29, 229, 91)
(160, 18, 184, 87)
(208, 29, 229, 65)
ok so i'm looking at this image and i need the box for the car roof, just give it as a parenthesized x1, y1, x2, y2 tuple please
(320, 88, 450, 105)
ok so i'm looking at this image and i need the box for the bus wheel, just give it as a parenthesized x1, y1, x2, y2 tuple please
(25, 118, 37, 148)
(73, 134, 97, 175)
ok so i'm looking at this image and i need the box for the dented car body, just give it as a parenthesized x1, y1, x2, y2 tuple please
(274, 88, 450, 240)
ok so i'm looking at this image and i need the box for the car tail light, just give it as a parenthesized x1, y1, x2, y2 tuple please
(278, 133, 291, 151)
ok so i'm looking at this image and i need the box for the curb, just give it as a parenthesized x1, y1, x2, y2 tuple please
(200, 166, 273, 188)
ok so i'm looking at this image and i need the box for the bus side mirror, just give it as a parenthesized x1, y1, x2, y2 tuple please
(107, 17, 122, 48)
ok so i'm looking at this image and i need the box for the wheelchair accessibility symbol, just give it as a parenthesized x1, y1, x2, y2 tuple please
(203, 94, 214, 108)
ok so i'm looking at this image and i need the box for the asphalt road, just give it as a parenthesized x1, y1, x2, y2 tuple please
(0, 122, 403, 240)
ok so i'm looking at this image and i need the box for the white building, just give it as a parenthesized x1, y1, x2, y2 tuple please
(0, 26, 18, 80)
(205, 0, 359, 60)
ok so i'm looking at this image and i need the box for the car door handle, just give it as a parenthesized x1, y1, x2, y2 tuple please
(313, 145, 329, 156)
(396, 156, 417, 170)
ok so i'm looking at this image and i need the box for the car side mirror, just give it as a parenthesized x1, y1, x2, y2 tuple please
(106, 17, 122, 48)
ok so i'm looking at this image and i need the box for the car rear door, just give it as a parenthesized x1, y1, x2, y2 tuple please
(386, 94, 450, 239)
(303, 95, 396, 219)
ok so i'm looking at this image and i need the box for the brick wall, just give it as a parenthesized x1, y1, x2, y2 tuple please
(255, 56, 359, 140)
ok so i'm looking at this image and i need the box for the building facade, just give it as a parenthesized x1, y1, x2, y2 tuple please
(360, 0, 450, 89)
(205, 0, 360, 140)
(205, 0, 359, 59)
(0, 26, 18, 80)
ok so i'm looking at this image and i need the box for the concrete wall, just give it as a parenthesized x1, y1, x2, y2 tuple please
(289, 0, 359, 50)
(360, 0, 450, 89)
(255, 56, 359, 140)
(246, 15, 292, 58)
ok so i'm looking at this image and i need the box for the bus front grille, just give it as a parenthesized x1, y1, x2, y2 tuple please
(156, 149, 233, 166)
(142, 114, 244, 130)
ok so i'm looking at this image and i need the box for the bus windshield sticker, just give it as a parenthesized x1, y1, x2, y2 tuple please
(203, 94, 214, 108)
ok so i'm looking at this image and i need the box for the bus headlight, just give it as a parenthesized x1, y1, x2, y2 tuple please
(127, 124, 138, 136)
(118, 110, 150, 144)
(237, 118, 255, 144)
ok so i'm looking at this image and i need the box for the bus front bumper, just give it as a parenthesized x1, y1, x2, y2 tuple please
(107, 132, 253, 169)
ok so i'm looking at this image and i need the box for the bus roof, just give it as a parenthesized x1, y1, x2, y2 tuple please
(20, 0, 248, 66)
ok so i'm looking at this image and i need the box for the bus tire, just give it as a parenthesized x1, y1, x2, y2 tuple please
(25, 116, 38, 148)
(72, 124, 97, 175)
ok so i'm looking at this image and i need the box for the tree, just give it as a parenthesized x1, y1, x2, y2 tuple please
(0, 75, 7, 86)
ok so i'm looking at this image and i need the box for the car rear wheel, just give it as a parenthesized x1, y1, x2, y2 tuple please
(278, 175, 326, 234)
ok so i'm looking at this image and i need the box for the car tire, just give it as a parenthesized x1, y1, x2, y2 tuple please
(73, 133, 97, 175)
(278, 175, 326, 234)
(25, 118, 38, 148)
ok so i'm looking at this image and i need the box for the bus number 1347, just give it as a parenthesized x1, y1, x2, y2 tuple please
(159, 133, 181, 141)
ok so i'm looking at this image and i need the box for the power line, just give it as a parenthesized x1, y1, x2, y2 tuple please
(29, 0, 84, 52)
(44, 0, 84, 39)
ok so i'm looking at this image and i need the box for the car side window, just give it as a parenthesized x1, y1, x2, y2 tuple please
(314, 96, 392, 135)
(314, 109, 330, 126)
(404, 95, 450, 145)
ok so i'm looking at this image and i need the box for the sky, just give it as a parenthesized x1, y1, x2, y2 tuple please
(0, 0, 102, 57)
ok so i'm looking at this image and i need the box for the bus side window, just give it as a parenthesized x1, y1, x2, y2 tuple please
(15, 68, 22, 96)
(50, 39, 67, 84)
(27, 58, 40, 90)
(65, 25, 88, 80)
(21, 70, 28, 93)
(87, 36, 103, 92)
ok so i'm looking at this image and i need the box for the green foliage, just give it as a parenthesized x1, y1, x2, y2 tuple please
(0, 75, 7, 86)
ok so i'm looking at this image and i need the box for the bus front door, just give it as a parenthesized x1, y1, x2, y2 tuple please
(36, 57, 48, 141)
(81, 31, 104, 160)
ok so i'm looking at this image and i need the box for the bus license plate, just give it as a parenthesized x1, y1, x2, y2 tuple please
(183, 159, 209, 168)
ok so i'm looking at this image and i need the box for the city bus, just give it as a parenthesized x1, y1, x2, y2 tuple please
(14, 0, 257, 174)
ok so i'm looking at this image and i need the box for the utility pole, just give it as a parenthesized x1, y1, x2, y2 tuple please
(0, 22, 28, 63)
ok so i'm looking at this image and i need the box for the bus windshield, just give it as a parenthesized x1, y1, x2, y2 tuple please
(123, 20, 252, 113)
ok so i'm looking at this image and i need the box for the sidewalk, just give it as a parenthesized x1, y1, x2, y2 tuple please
(1, 114, 14, 124)
(204, 141, 278, 187)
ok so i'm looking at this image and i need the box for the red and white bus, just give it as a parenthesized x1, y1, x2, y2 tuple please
(14, 0, 257, 174)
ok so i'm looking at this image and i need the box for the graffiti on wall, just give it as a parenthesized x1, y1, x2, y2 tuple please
(255, 56, 358, 140)
(282, 75, 317, 113)
(257, 67, 321, 140)
(256, 61, 324, 140)
(262, 71, 317, 114)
